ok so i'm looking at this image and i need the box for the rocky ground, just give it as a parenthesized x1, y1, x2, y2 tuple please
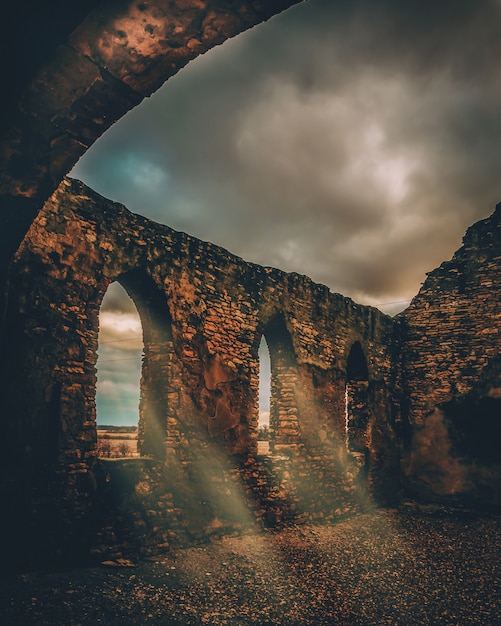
(1, 503, 499, 625)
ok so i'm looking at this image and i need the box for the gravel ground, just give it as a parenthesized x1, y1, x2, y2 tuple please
(1, 504, 500, 625)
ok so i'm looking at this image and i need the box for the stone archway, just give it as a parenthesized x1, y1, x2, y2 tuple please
(345, 341, 370, 454)
(345, 340, 371, 497)
(0, 0, 304, 270)
(261, 313, 299, 452)
(257, 334, 271, 454)
(115, 268, 177, 460)
(96, 281, 143, 457)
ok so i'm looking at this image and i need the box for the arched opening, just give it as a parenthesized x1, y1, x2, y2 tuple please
(95, 270, 175, 461)
(345, 341, 371, 495)
(345, 341, 369, 453)
(257, 335, 271, 455)
(119, 269, 175, 460)
(262, 314, 298, 452)
(96, 282, 143, 458)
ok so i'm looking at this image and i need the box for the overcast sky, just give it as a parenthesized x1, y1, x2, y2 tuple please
(71, 0, 501, 426)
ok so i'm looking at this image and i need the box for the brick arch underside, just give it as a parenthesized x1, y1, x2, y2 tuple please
(0, 0, 304, 267)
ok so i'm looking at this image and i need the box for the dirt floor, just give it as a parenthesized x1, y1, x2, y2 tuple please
(1, 503, 499, 625)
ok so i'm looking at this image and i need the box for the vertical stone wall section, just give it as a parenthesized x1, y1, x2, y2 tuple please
(402, 204, 501, 501)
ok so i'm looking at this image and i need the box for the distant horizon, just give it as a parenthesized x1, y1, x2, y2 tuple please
(96, 412, 271, 429)
(97, 424, 138, 430)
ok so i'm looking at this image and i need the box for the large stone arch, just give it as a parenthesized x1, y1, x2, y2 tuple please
(0, 0, 303, 270)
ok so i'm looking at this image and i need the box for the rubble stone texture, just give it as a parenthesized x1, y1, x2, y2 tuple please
(2, 179, 500, 569)
(3, 178, 400, 567)
(401, 205, 501, 502)
(3, 0, 497, 576)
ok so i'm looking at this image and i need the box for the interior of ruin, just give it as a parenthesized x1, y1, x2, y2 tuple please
(1, 0, 500, 571)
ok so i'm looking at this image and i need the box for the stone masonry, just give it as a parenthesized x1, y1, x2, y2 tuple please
(2, 178, 400, 568)
(401, 205, 501, 504)
(1, 179, 500, 569)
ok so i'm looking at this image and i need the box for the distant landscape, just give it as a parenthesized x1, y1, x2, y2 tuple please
(97, 425, 270, 457)
(97, 425, 138, 458)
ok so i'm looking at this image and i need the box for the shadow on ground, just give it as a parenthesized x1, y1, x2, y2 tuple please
(1, 504, 499, 625)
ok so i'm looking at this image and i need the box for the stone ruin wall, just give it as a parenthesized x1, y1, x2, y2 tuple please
(4, 177, 500, 567)
(3, 0, 498, 571)
(401, 204, 501, 505)
(3, 178, 400, 565)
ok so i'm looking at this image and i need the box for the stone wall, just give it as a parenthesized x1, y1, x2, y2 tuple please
(2, 178, 400, 567)
(5, 177, 500, 569)
(401, 204, 501, 505)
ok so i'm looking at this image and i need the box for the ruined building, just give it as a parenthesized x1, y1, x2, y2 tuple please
(0, 1, 500, 570)
(1, 177, 500, 569)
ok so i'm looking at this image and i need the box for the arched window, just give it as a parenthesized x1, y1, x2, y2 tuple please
(120, 269, 175, 460)
(258, 335, 271, 454)
(262, 314, 298, 451)
(345, 341, 369, 453)
(96, 282, 143, 458)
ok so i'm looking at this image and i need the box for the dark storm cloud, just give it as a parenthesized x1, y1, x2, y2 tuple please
(71, 0, 501, 310)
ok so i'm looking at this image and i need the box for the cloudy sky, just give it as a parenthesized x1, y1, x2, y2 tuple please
(71, 0, 501, 426)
